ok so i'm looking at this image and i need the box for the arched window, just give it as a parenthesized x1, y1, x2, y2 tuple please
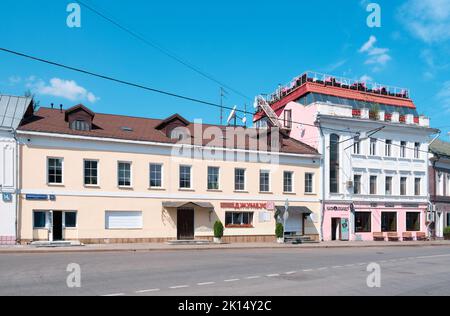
(329, 134, 340, 193)
(70, 120, 90, 131)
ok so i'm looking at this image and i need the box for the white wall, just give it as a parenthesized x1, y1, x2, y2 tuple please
(0, 132, 17, 239)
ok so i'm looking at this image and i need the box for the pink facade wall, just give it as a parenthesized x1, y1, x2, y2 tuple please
(283, 102, 320, 149)
(323, 203, 428, 241)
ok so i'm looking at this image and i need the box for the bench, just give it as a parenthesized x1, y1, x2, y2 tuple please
(387, 233, 400, 242)
(373, 232, 385, 241)
(416, 232, 427, 241)
(402, 232, 414, 241)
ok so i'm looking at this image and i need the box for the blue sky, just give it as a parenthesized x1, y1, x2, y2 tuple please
(1, 0, 449, 137)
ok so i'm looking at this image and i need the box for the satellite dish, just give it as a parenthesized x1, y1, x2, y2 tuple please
(227, 106, 237, 125)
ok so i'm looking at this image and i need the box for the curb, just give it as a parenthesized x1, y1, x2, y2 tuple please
(1, 242, 450, 255)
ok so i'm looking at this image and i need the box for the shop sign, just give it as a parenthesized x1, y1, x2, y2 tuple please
(25, 194, 56, 201)
(221, 202, 270, 210)
(326, 206, 350, 212)
(2, 193, 13, 202)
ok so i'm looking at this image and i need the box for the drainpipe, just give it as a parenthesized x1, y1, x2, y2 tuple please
(428, 132, 441, 239)
(318, 120, 326, 242)
(13, 129, 20, 245)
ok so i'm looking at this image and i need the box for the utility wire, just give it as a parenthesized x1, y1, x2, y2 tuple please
(76, 0, 251, 101)
(0, 47, 359, 135)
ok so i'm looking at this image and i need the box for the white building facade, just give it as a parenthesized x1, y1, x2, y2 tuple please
(254, 72, 439, 241)
(0, 95, 33, 245)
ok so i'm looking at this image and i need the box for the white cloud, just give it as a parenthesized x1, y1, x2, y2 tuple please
(398, 0, 450, 43)
(27, 77, 99, 103)
(359, 74, 373, 82)
(437, 81, 450, 112)
(8, 76, 22, 85)
(359, 36, 392, 68)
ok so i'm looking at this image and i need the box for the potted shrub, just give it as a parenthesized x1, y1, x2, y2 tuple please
(213, 220, 224, 243)
(276, 223, 284, 244)
(444, 227, 450, 240)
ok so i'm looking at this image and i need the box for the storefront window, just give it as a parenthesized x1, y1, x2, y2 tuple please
(355, 212, 371, 233)
(381, 212, 397, 232)
(33, 211, 47, 229)
(225, 212, 254, 227)
(65, 212, 77, 228)
(406, 212, 420, 231)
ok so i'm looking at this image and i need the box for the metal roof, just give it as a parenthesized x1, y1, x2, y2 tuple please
(430, 139, 450, 158)
(0, 95, 33, 129)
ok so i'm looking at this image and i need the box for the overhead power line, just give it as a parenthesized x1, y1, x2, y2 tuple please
(0, 46, 357, 134)
(76, 0, 251, 101)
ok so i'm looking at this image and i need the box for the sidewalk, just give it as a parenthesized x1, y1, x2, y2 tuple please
(1, 240, 450, 254)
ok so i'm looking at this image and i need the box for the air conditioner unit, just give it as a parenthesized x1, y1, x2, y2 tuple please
(346, 181, 354, 189)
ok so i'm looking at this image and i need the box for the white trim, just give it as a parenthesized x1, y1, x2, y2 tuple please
(117, 161, 133, 188)
(207, 165, 221, 191)
(179, 164, 193, 190)
(20, 189, 321, 203)
(17, 131, 321, 159)
(46, 157, 64, 186)
(83, 159, 100, 187)
(149, 163, 164, 189)
(305, 172, 315, 194)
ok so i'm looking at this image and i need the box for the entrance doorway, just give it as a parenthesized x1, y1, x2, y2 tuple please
(52, 211, 63, 241)
(177, 208, 195, 240)
(331, 218, 341, 241)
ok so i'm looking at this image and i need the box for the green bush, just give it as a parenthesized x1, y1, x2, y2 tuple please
(214, 221, 224, 238)
(275, 223, 284, 239)
(444, 227, 450, 236)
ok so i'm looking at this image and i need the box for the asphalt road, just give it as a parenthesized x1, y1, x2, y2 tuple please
(1, 246, 450, 296)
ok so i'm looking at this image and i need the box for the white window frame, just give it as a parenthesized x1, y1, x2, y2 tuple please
(234, 168, 247, 192)
(207, 166, 220, 191)
(385, 176, 393, 196)
(47, 157, 64, 185)
(370, 138, 377, 156)
(400, 176, 408, 196)
(353, 174, 362, 195)
(117, 161, 133, 188)
(305, 172, 315, 194)
(149, 163, 164, 189)
(83, 159, 99, 187)
(63, 211, 78, 229)
(105, 211, 143, 230)
(385, 140, 392, 157)
(400, 141, 407, 158)
(179, 165, 193, 190)
(283, 171, 295, 193)
(370, 175, 378, 195)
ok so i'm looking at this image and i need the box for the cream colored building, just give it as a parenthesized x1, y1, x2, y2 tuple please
(17, 105, 321, 244)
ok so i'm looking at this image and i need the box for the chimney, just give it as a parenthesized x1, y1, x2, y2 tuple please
(51, 103, 54, 109)
(59, 104, 63, 113)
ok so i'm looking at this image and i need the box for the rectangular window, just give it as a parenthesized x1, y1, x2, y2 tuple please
(355, 212, 372, 233)
(370, 138, 377, 156)
(354, 175, 362, 195)
(381, 212, 397, 232)
(400, 177, 407, 196)
(406, 212, 421, 231)
(105, 211, 143, 230)
(47, 158, 63, 184)
(235, 168, 246, 191)
(284, 110, 292, 129)
(415, 178, 421, 196)
(305, 173, 314, 193)
(385, 140, 392, 157)
(64, 212, 77, 228)
(283, 171, 293, 193)
(225, 212, 254, 227)
(207, 167, 220, 190)
(179, 165, 192, 189)
(84, 160, 98, 186)
(353, 140, 361, 155)
(118, 162, 131, 187)
(150, 164, 163, 188)
(400, 141, 407, 158)
(414, 142, 420, 159)
(33, 211, 47, 229)
(370, 176, 377, 195)
(385, 176, 393, 195)
(259, 170, 270, 192)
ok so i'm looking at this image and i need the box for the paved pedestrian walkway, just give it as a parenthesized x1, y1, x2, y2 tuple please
(1, 240, 450, 254)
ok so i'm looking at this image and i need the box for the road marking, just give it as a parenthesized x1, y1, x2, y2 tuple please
(358, 263, 367, 266)
(332, 266, 343, 269)
(136, 289, 160, 294)
(317, 267, 328, 271)
(102, 293, 125, 297)
(245, 276, 261, 280)
(266, 274, 280, 277)
(345, 264, 356, 267)
(285, 271, 297, 275)
(416, 254, 450, 259)
(170, 285, 189, 289)
(303, 269, 313, 272)
(224, 279, 240, 282)
(197, 282, 215, 286)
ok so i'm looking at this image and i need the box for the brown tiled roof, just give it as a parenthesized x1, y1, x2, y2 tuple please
(18, 107, 319, 156)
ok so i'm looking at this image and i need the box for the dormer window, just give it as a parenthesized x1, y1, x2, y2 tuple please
(71, 120, 90, 131)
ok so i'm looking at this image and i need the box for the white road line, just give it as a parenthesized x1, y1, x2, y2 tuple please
(332, 266, 343, 269)
(245, 276, 261, 280)
(358, 263, 367, 266)
(136, 289, 160, 294)
(303, 269, 313, 272)
(416, 254, 450, 259)
(345, 264, 356, 267)
(170, 285, 189, 289)
(224, 279, 240, 282)
(197, 282, 215, 286)
(285, 271, 297, 275)
(266, 274, 280, 277)
(102, 293, 125, 297)
(317, 267, 328, 271)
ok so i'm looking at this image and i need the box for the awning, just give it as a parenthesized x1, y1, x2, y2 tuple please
(162, 201, 214, 209)
(275, 206, 313, 215)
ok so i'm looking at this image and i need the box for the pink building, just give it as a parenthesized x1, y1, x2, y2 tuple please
(254, 71, 439, 241)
